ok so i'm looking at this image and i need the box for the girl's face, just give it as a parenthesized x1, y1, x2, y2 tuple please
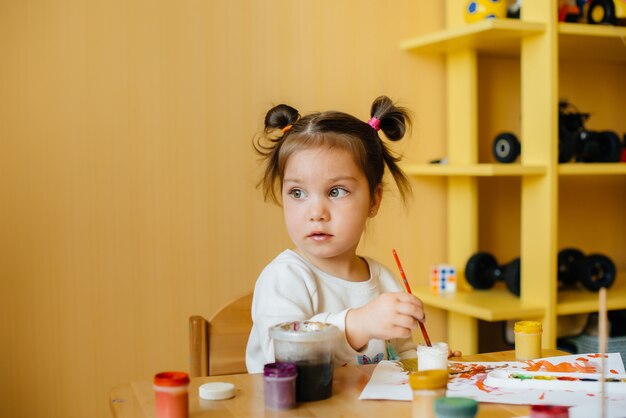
(281, 146, 381, 269)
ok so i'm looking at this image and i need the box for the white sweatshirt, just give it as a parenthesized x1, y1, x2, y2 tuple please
(245, 250, 416, 373)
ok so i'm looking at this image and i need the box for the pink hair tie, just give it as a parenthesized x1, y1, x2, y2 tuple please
(368, 117, 381, 131)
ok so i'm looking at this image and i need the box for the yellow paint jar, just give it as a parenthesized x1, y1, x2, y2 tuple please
(409, 369, 449, 418)
(514, 321, 542, 360)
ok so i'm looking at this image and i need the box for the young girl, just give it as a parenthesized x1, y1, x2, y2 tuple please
(245, 96, 430, 373)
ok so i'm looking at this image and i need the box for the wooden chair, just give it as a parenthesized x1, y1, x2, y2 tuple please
(189, 292, 253, 377)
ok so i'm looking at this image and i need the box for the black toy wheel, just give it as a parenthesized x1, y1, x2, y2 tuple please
(576, 254, 616, 291)
(596, 131, 622, 162)
(465, 253, 499, 290)
(503, 258, 521, 297)
(558, 248, 584, 286)
(493, 132, 521, 163)
(587, 0, 616, 24)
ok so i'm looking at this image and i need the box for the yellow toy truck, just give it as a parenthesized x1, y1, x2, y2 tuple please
(586, 0, 626, 24)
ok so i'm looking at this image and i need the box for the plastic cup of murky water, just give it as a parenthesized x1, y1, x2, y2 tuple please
(270, 321, 339, 402)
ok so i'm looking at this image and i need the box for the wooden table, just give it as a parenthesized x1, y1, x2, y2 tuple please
(110, 349, 567, 418)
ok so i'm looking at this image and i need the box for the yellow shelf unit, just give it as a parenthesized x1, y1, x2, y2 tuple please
(413, 285, 544, 321)
(403, 163, 546, 177)
(400, 18, 545, 55)
(403, 1, 626, 355)
(559, 22, 626, 62)
(557, 281, 626, 315)
(401, 19, 626, 62)
(558, 163, 626, 176)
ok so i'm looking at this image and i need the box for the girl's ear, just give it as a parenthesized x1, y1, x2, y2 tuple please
(369, 184, 383, 218)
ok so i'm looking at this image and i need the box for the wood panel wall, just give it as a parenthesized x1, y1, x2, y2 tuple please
(0, 1, 448, 417)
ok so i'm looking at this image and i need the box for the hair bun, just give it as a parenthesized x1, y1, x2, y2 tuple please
(370, 96, 411, 141)
(264, 104, 300, 131)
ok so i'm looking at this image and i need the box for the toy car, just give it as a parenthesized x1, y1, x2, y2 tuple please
(491, 100, 622, 164)
(587, 0, 626, 24)
(464, 0, 508, 23)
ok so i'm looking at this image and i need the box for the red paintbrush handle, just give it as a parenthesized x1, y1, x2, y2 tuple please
(392, 248, 431, 347)
(419, 322, 432, 347)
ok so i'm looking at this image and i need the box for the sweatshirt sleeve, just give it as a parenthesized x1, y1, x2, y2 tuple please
(309, 307, 371, 363)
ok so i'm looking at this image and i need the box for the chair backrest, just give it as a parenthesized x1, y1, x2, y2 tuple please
(189, 292, 253, 377)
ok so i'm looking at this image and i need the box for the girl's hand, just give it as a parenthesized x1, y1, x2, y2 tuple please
(345, 292, 424, 351)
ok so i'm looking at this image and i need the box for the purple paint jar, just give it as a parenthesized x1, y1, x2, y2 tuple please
(263, 362, 297, 410)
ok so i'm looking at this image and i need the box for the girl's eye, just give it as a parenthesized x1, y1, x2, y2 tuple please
(289, 189, 306, 199)
(329, 187, 349, 198)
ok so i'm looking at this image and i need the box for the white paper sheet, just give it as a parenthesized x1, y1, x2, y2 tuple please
(359, 353, 626, 418)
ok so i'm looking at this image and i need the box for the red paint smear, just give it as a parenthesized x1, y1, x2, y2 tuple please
(458, 365, 492, 378)
(610, 369, 618, 374)
(523, 360, 596, 373)
(475, 375, 496, 393)
(587, 393, 596, 397)
(588, 353, 608, 358)
(539, 392, 545, 400)
(576, 357, 589, 362)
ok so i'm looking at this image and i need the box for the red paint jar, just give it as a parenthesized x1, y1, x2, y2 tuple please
(530, 405, 569, 418)
(153, 371, 190, 418)
(264, 362, 297, 410)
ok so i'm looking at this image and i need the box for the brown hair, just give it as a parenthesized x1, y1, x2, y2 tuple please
(254, 96, 411, 205)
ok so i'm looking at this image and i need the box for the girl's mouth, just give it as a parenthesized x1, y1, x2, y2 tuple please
(308, 232, 332, 241)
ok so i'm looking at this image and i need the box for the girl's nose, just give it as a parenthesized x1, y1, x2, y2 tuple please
(309, 212, 327, 222)
(309, 200, 329, 221)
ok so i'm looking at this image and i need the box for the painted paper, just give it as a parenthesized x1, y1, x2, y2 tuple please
(359, 353, 626, 418)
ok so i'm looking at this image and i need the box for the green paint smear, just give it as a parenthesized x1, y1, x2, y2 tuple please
(511, 374, 534, 380)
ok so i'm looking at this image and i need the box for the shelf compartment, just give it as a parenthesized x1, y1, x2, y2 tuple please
(557, 281, 626, 315)
(412, 285, 544, 321)
(400, 19, 545, 56)
(559, 22, 626, 62)
(404, 163, 546, 177)
(559, 163, 626, 176)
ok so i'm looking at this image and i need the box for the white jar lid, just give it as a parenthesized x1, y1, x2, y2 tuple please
(199, 382, 236, 400)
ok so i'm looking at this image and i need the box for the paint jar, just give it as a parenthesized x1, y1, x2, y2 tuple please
(263, 362, 297, 410)
(270, 321, 339, 402)
(434, 397, 478, 418)
(514, 321, 542, 360)
(409, 369, 449, 418)
(417, 342, 449, 371)
(153, 371, 189, 418)
(530, 405, 570, 418)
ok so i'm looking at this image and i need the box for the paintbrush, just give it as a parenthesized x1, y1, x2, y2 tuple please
(392, 248, 432, 347)
(599, 287, 607, 418)
(449, 366, 497, 375)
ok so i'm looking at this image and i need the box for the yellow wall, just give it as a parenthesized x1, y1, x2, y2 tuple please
(0, 1, 449, 417)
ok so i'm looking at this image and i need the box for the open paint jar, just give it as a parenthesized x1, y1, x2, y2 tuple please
(270, 321, 339, 402)
(514, 321, 542, 360)
(417, 342, 449, 371)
